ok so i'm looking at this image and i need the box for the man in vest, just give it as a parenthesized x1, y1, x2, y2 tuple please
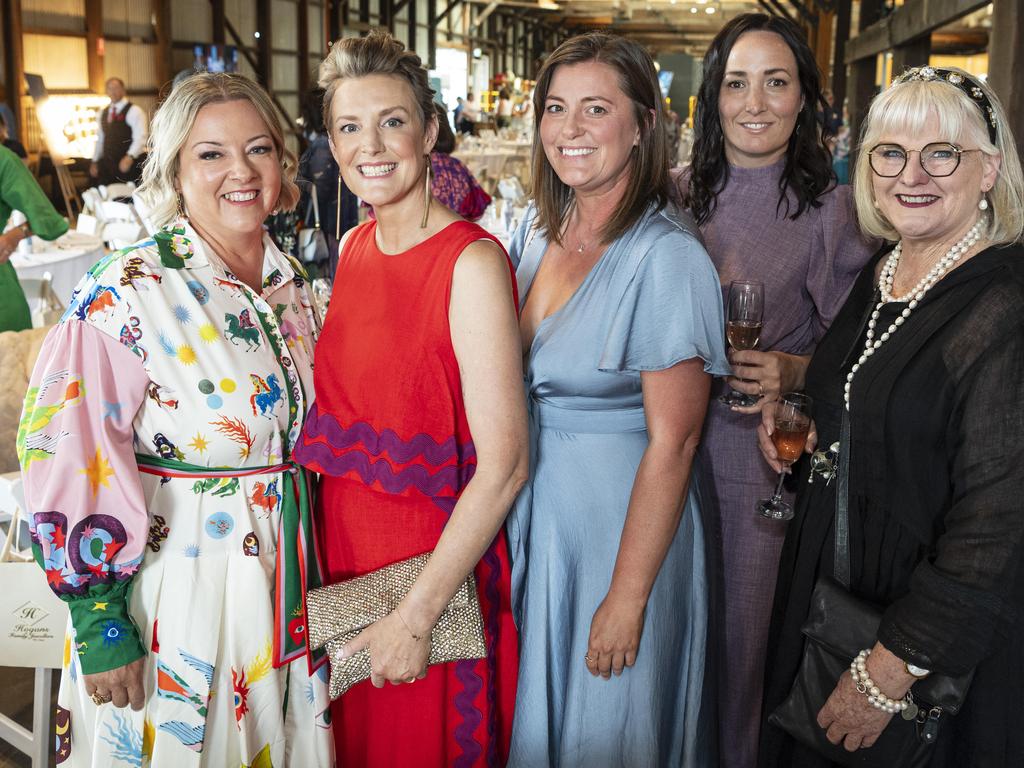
(89, 77, 148, 186)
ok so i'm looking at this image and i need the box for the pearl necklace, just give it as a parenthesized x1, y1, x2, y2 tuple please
(844, 218, 985, 411)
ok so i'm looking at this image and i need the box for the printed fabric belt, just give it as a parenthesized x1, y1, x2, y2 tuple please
(134, 453, 326, 671)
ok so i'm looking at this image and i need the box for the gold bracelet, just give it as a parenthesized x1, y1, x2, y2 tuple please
(395, 607, 425, 642)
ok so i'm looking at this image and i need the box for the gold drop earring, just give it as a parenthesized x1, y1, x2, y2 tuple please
(420, 156, 433, 229)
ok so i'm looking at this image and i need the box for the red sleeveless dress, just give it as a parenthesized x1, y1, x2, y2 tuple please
(293, 220, 519, 767)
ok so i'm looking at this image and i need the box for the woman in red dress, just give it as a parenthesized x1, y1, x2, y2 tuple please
(292, 30, 528, 766)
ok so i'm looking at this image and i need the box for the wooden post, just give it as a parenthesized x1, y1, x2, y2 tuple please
(814, 11, 833, 89)
(85, 0, 105, 92)
(256, 0, 271, 89)
(988, 0, 1024, 160)
(406, 0, 416, 57)
(427, 0, 437, 69)
(154, 0, 173, 94)
(2, 0, 25, 140)
(846, 0, 884, 156)
(832, 0, 852, 114)
(298, 0, 310, 98)
(890, 34, 930, 77)
(212, 0, 226, 46)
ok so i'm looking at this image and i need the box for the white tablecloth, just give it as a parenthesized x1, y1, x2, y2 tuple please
(11, 231, 106, 307)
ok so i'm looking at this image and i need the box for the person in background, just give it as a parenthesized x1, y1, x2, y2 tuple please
(759, 65, 1024, 768)
(452, 96, 465, 132)
(0, 144, 68, 331)
(516, 89, 535, 131)
(298, 87, 359, 278)
(430, 101, 492, 221)
(0, 113, 28, 163)
(496, 88, 514, 129)
(0, 83, 17, 141)
(293, 29, 525, 766)
(672, 13, 876, 768)
(90, 77, 148, 186)
(507, 31, 728, 767)
(19, 72, 333, 766)
(460, 91, 481, 133)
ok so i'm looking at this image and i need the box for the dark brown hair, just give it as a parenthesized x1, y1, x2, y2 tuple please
(685, 13, 835, 225)
(531, 31, 670, 246)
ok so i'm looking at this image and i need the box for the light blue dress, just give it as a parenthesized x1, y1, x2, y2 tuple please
(506, 202, 730, 768)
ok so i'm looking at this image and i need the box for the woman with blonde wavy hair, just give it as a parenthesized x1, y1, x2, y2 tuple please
(18, 72, 334, 767)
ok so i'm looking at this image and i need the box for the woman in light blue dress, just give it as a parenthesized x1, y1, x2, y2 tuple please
(507, 32, 729, 767)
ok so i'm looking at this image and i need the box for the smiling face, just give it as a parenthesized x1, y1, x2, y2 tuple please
(327, 73, 437, 210)
(871, 112, 999, 248)
(539, 60, 641, 199)
(718, 30, 803, 168)
(176, 99, 282, 241)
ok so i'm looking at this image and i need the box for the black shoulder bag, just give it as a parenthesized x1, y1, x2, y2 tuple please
(768, 408, 973, 766)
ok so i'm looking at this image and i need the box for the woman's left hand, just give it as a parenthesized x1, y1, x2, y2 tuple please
(342, 611, 430, 688)
(726, 350, 810, 414)
(816, 672, 895, 752)
(585, 591, 645, 680)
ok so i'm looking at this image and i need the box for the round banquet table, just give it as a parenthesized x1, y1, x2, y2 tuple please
(11, 231, 106, 307)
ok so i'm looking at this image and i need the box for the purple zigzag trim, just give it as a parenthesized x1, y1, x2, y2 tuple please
(453, 660, 484, 768)
(295, 440, 473, 495)
(301, 405, 476, 465)
(481, 545, 503, 768)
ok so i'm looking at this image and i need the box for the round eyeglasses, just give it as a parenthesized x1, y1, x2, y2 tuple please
(868, 142, 980, 178)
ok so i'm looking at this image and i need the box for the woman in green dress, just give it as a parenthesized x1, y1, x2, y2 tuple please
(0, 144, 69, 331)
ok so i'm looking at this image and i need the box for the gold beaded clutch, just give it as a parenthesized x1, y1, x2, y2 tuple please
(305, 552, 487, 699)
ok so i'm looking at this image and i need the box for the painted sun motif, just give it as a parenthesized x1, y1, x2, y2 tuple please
(177, 344, 198, 365)
(188, 434, 209, 454)
(198, 323, 219, 343)
(183, 544, 202, 558)
(79, 446, 115, 496)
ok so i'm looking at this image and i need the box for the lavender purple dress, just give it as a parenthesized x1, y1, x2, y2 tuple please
(672, 161, 875, 768)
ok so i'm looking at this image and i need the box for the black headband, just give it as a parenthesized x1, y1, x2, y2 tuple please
(892, 67, 998, 145)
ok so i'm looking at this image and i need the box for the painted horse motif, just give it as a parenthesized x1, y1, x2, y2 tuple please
(225, 310, 261, 350)
(249, 374, 282, 418)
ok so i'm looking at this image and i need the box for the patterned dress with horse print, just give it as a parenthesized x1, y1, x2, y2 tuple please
(18, 223, 334, 767)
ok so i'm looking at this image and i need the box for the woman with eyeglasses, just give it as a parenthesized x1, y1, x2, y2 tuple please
(757, 67, 1024, 767)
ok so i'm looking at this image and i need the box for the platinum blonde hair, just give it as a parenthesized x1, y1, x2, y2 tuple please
(137, 72, 299, 230)
(853, 68, 1024, 246)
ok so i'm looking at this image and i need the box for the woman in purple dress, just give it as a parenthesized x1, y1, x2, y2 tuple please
(671, 14, 875, 768)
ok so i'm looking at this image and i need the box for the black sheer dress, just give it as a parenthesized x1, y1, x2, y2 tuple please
(760, 243, 1024, 768)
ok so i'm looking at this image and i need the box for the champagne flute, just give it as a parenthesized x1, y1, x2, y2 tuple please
(757, 393, 813, 521)
(719, 280, 765, 407)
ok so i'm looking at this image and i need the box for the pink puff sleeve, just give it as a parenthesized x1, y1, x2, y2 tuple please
(18, 318, 150, 674)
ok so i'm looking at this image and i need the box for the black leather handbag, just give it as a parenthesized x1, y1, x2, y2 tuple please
(768, 411, 973, 767)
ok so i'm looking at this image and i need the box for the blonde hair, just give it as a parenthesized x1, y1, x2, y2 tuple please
(318, 29, 436, 134)
(137, 72, 299, 229)
(853, 69, 1024, 246)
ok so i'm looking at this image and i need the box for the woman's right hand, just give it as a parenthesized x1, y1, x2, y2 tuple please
(758, 400, 817, 473)
(83, 657, 146, 710)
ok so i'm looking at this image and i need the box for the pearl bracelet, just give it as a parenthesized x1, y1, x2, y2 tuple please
(849, 649, 911, 714)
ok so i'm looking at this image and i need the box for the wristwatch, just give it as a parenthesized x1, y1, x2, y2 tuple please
(904, 661, 931, 678)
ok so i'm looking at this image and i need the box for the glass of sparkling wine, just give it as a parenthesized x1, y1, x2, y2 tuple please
(720, 280, 765, 406)
(758, 392, 813, 521)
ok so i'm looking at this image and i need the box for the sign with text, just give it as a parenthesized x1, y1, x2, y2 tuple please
(0, 562, 68, 668)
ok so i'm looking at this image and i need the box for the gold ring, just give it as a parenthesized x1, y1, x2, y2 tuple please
(90, 692, 112, 706)
(758, 382, 765, 398)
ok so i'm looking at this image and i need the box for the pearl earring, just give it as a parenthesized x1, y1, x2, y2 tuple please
(979, 197, 989, 211)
